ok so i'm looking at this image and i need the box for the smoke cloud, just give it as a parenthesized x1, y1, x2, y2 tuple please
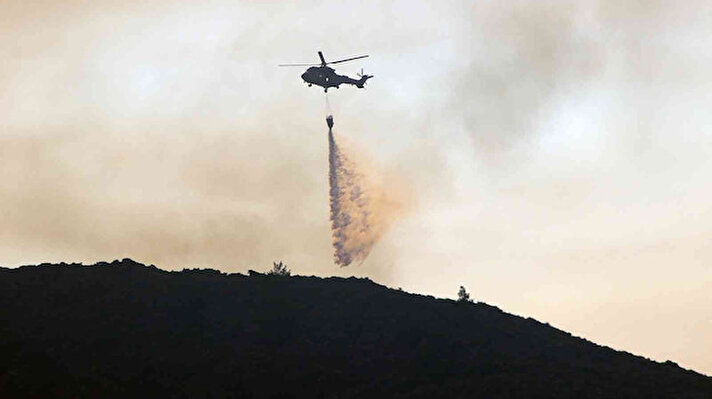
(328, 125, 405, 266)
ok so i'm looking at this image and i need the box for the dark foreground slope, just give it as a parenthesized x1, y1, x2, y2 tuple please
(0, 260, 710, 399)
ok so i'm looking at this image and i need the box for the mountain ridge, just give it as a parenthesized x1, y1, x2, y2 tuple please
(1, 258, 710, 398)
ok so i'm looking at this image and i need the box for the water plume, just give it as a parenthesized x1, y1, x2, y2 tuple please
(327, 119, 405, 266)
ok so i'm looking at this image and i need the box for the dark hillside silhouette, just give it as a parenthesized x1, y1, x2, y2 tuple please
(1, 259, 710, 398)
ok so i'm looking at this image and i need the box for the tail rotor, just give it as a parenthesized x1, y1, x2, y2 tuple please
(356, 68, 373, 88)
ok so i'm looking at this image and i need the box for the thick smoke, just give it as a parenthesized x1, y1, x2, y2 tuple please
(328, 126, 401, 266)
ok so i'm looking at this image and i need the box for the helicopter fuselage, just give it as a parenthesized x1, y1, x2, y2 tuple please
(301, 66, 371, 92)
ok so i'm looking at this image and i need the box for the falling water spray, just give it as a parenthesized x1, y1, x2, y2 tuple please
(326, 115, 405, 266)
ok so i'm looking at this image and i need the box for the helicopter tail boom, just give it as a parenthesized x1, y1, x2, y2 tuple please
(355, 74, 373, 88)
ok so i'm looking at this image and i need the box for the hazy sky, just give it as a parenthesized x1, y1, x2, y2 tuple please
(1, 0, 711, 375)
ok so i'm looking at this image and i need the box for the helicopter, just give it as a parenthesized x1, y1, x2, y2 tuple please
(279, 51, 373, 93)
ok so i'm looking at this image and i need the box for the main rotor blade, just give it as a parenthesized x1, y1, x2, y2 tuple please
(327, 55, 369, 65)
(278, 63, 321, 67)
